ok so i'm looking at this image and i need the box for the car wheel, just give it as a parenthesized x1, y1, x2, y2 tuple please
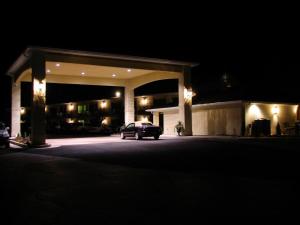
(135, 132, 142, 140)
(120, 132, 126, 139)
(154, 135, 160, 140)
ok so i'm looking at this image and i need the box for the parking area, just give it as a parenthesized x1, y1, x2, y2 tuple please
(1, 136, 300, 224)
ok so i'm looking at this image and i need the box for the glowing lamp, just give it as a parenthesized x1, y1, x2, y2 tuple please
(67, 118, 75, 124)
(20, 107, 25, 115)
(68, 103, 75, 112)
(184, 88, 193, 102)
(33, 79, 46, 97)
(272, 105, 279, 115)
(141, 116, 149, 122)
(115, 91, 121, 98)
(249, 104, 261, 119)
(141, 97, 148, 106)
(100, 100, 107, 109)
(102, 118, 107, 125)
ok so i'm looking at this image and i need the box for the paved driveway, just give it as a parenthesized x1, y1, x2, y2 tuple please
(1, 137, 300, 224)
(45, 134, 178, 147)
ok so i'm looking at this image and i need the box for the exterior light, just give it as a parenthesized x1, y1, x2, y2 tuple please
(115, 91, 121, 98)
(100, 100, 107, 109)
(141, 97, 148, 106)
(55, 63, 60, 67)
(127, 69, 132, 72)
(46, 69, 51, 73)
(272, 105, 279, 115)
(112, 74, 116, 77)
(102, 118, 108, 125)
(67, 118, 75, 124)
(33, 78, 46, 100)
(68, 103, 75, 112)
(141, 116, 149, 122)
(45, 106, 48, 112)
(81, 72, 85, 76)
(20, 107, 25, 115)
(294, 105, 298, 114)
(184, 88, 193, 102)
(249, 104, 261, 119)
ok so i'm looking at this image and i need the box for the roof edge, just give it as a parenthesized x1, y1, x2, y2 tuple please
(30, 46, 199, 67)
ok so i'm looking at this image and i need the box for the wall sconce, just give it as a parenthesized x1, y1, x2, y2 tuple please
(33, 78, 46, 101)
(141, 97, 148, 106)
(68, 103, 75, 112)
(115, 91, 121, 98)
(100, 100, 107, 109)
(249, 104, 261, 119)
(184, 88, 193, 102)
(67, 118, 75, 124)
(272, 105, 279, 115)
(102, 118, 107, 125)
(20, 107, 26, 115)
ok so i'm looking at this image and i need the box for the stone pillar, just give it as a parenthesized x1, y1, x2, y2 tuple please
(178, 67, 193, 136)
(31, 52, 47, 147)
(125, 86, 135, 125)
(153, 112, 159, 126)
(11, 80, 21, 137)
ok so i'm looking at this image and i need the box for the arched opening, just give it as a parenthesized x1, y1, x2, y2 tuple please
(133, 79, 178, 124)
(20, 82, 125, 138)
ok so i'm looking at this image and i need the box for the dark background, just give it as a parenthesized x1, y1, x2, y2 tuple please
(1, 3, 300, 125)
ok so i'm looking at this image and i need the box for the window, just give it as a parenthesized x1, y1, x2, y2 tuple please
(127, 123, 135, 129)
(78, 105, 87, 114)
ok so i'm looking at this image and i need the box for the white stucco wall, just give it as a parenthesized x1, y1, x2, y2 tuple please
(192, 106, 242, 136)
(162, 102, 243, 136)
(164, 111, 179, 135)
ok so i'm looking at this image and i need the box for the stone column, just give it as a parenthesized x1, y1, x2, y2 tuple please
(11, 80, 21, 137)
(178, 67, 193, 136)
(153, 112, 159, 126)
(31, 52, 47, 147)
(124, 86, 135, 125)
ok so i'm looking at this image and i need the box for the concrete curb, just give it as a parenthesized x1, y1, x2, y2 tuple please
(9, 140, 29, 149)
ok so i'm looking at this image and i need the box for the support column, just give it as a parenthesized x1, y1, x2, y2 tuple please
(31, 52, 47, 147)
(125, 86, 135, 125)
(178, 67, 193, 136)
(153, 112, 159, 126)
(11, 80, 21, 137)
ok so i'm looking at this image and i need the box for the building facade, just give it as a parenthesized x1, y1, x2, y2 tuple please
(148, 101, 300, 136)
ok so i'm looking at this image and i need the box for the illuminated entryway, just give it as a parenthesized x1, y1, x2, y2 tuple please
(7, 47, 198, 146)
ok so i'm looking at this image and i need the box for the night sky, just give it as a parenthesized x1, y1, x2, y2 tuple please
(1, 5, 300, 124)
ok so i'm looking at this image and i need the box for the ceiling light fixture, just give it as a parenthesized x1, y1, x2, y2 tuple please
(46, 69, 51, 73)
(81, 72, 85, 76)
(55, 63, 60, 67)
(127, 69, 132, 72)
(112, 74, 116, 77)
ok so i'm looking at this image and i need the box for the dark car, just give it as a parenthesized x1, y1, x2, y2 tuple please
(0, 122, 10, 148)
(120, 122, 162, 140)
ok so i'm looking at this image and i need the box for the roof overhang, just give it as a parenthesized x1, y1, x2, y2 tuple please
(6, 47, 199, 80)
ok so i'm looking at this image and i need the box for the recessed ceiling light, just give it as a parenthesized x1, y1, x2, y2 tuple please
(46, 69, 51, 73)
(112, 74, 116, 77)
(81, 72, 85, 76)
(55, 63, 60, 67)
(127, 69, 132, 72)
